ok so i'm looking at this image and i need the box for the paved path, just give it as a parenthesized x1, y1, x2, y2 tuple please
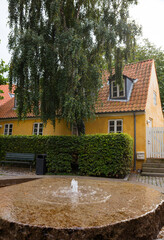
(129, 173, 164, 188)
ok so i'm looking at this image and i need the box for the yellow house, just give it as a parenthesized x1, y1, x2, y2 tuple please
(0, 59, 163, 170)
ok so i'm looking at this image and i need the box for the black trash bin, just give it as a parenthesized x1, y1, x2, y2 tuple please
(36, 154, 47, 175)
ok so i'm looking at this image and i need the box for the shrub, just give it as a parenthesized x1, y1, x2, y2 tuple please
(0, 133, 133, 178)
(78, 134, 133, 177)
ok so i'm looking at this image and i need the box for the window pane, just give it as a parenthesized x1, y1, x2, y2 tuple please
(119, 81, 125, 97)
(109, 121, 115, 133)
(33, 124, 38, 135)
(117, 126, 122, 133)
(5, 124, 8, 130)
(109, 126, 115, 132)
(116, 121, 122, 133)
(39, 125, 43, 135)
(113, 88, 117, 97)
(109, 121, 114, 126)
(33, 130, 37, 135)
(117, 121, 122, 126)
(4, 125, 8, 135)
(112, 82, 117, 98)
(9, 130, 12, 135)
(119, 90, 124, 97)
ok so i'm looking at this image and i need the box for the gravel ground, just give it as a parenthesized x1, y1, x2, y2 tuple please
(0, 166, 36, 176)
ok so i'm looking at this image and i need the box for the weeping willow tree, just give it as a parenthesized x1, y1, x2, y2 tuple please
(8, 0, 140, 134)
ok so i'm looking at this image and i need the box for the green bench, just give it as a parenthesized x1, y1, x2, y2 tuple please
(1, 153, 35, 171)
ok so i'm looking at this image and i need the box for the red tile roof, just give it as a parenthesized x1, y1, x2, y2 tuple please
(96, 59, 153, 113)
(0, 85, 17, 119)
(0, 59, 153, 119)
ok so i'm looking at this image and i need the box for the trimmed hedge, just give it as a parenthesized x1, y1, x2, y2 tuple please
(78, 134, 133, 177)
(0, 133, 133, 178)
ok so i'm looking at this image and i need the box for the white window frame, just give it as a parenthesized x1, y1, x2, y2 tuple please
(153, 91, 157, 105)
(111, 80, 125, 98)
(33, 123, 43, 135)
(108, 120, 123, 133)
(4, 124, 13, 135)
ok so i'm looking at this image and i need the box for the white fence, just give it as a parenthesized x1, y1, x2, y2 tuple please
(146, 127, 164, 158)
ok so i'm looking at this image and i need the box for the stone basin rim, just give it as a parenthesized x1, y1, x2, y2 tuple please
(0, 199, 163, 231)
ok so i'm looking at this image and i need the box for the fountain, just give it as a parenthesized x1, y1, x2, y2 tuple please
(0, 177, 163, 240)
(71, 178, 78, 193)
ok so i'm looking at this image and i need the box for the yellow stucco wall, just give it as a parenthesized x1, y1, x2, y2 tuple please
(146, 62, 164, 127)
(0, 118, 71, 136)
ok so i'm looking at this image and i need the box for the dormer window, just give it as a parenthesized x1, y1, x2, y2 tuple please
(111, 80, 125, 98)
(109, 75, 137, 102)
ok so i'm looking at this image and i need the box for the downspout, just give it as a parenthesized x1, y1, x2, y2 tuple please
(133, 112, 137, 171)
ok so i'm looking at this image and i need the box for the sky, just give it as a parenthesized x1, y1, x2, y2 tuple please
(0, 0, 164, 64)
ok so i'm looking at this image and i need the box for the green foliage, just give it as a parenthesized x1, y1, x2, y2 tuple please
(0, 133, 133, 178)
(8, 0, 140, 130)
(0, 135, 48, 160)
(47, 152, 72, 173)
(0, 57, 9, 99)
(129, 39, 164, 109)
(0, 59, 8, 85)
(0, 90, 4, 100)
(78, 134, 133, 177)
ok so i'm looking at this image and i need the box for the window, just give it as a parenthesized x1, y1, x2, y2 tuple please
(33, 123, 43, 135)
(153, 91, 157, 105)
(108, 120, 123, 133)
(111, 80, 125, 98)
(4, 124, 13, 135)
(72, 123, 78, 136)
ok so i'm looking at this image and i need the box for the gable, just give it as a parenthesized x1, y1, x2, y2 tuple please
(145, 61, 164, 126)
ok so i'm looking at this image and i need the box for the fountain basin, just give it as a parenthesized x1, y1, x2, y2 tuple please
(0, 177, 163, 240)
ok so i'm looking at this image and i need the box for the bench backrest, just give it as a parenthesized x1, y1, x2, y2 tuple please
(5, 153, 35, 161)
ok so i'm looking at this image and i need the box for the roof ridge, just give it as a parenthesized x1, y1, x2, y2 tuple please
(125, 59, 154, 66)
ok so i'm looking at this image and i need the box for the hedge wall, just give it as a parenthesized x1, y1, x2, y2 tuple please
(78, 134, 133, 177)
(0, 133, 133, 178)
